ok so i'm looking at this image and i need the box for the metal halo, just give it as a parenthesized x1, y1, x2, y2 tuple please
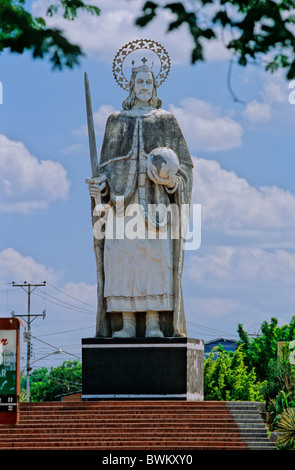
(112, 38, 171, 91)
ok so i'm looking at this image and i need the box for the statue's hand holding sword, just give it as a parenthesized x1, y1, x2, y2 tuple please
(86, 174, 108, 206)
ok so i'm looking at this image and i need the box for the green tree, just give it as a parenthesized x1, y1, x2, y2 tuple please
(204, 345, 266, 401)
(0, 0, 100, 69)
(237, 316, 295, 383)
(21, 360, 82, 401)
(2, 0, 295, 78)
(136, 1, 295, 79)
(262, 353, 295, 403)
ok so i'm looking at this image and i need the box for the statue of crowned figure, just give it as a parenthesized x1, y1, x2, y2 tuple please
(85, 39, 193, 340)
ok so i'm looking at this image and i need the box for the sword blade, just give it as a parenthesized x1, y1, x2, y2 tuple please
(84, 72, 99, 178)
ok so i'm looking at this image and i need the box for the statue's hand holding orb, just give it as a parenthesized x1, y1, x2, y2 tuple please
(147, 147, 179, 188)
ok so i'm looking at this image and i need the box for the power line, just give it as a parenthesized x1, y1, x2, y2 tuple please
(11, 281, 46, 401)
(32, 335, 80, 359)
(186, 320, 239, 338)
(32, 289, 96, 315)
(0, 288, 15, 294)
(46, 282, 96, 309)
(36, 287, 96, 312)
(37, 325, 94, 337)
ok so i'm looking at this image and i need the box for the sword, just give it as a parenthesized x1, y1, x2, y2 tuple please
(84, 72, 99, 178)
(84, 72, 107, 208)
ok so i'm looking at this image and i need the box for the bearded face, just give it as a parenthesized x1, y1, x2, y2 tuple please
(122, 69, 162, 110)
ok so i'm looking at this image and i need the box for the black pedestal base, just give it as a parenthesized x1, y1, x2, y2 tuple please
(81, 337, 204, 401)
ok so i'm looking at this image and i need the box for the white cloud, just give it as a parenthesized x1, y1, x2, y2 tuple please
(0, 134, 70, 213)
(31, 0, 240, 67)
(74, 104, 116, 139)
(262, 81, 286, 104)
(184, 243, 295, 334)
(193, 157, 295, 243)
(0, 248, 96, 363)
(169, 98, 243, 152)
(186, 246, 295, 289)
(0, 248, 59, 285)
(59, 282, 97, 310)
(32, 0, 194, 66)
(60, 143, 86, 155)
(93, 105, 116, 133)
(184, 157, 295, 338)
(241, 73, 288, 125)
(75, 98, 243, 153)
(242, 99, 271, 122)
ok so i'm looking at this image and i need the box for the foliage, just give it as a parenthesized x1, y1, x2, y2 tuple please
(262, 354, 295, 404)
(276, 407, 295, 449)
(20, 360, 82, 402)
(237, 316, 295, 384)
(0, 0, 100, 69)
(204, 345, 266, 401)
(2, 0, 295, 77)
(136, 1, 295, 79)
(236, 317, 295, 447)
(268, 389, 295, 431)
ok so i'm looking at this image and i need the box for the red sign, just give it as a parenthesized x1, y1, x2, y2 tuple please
(0, 318, 21, 425)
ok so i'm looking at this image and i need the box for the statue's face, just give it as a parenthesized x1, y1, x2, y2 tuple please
(134, 71, 154, 103)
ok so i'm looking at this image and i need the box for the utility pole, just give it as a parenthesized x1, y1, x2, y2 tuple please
(11, 281, 46, 402)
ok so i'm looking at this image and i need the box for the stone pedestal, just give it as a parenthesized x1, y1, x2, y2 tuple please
(81, 337, 204, 401)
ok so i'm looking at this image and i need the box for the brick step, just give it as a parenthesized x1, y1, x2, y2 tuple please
(18, 409, 234, 415)
(20, 400, 226, 407)
(0, 425, 269, 436)
(0, 429, 244, 438)
(0, 438, 248, 447)
(14, 420, 238, 428)
(16, 416, 237, 424)
(0, 437, 267, 447)
(16, 412, 236, 419)
(14, 419, 238, 428)
(1, 429, 266, 440)
(20, 408, 236, 416)
(1, 429, 245, 443)
(18, 406, 232, 413)
(0, 444, 248, 450)
(1, 421, 239, 430)
(19, 406, 231, 413)
(4, 425, 239, 436)
(0, 401, 274, 450)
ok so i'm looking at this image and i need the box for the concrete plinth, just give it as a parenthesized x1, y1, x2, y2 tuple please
(81, 337, 204, 401)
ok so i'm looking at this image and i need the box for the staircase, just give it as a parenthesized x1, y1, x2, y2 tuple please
(0, 401, 275, 450)
(226, 402, 275, 450)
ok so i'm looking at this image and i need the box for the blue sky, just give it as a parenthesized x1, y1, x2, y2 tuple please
(1, 0, 295, 371)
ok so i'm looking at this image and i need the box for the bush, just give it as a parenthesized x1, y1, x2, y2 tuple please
(276, 407, 295, 450)
(21, 360, 82, 402)
(204, 345, 266, 401)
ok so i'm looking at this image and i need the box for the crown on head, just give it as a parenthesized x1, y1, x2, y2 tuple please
(131, 57, 154, 74)
(112, 39, 171, 91)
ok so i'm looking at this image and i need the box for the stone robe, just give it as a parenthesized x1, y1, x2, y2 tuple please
(91, 107, 193, 337)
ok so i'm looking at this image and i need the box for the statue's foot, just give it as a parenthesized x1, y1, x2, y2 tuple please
(113, 326, 136, 338)
(113, 312, 136, 338)
(145, 311, 164, 338)
(145, 325, 164, 338)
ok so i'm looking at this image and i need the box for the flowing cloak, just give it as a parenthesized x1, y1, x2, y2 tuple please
(90, 107, 193, 337)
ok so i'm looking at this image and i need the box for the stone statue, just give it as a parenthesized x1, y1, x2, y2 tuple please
(85, 39, 193, 339)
